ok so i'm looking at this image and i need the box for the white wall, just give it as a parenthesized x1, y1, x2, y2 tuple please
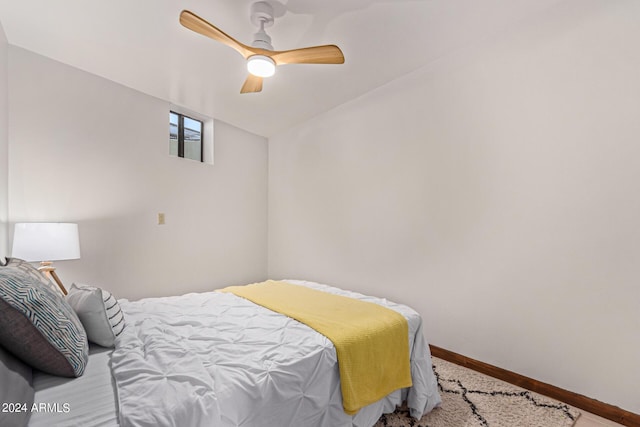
(0, 21, 7, 259)
(8, 46, 268, 300)
(269, 0, 640, 414)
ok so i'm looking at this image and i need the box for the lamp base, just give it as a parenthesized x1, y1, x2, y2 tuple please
(38, 262, 68, 295)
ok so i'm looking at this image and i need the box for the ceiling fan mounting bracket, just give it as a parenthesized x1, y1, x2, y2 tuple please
(250, 1, 275, 29)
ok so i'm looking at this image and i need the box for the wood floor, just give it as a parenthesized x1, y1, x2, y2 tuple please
(578, 412, 625, 427)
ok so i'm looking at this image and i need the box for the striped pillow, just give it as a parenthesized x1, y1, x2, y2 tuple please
(66, 284, 125, 347)
(1, 257, 56, 292)
(0, 267, 89, 377)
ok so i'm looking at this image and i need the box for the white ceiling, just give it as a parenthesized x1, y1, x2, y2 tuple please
(0, 0, 564, 137)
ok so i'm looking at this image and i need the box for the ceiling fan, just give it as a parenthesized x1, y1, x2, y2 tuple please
(179, 1, 345, 94)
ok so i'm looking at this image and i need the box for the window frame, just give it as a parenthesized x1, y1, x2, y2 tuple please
(170, 110, 204, 162)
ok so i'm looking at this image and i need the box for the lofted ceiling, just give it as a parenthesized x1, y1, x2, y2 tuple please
(0, 0, 564, 137)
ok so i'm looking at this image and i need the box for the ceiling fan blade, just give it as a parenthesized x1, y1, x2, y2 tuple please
(270, 45, 345, 65)
(180, 10, 255, 59)
(240, 74, 264, 94)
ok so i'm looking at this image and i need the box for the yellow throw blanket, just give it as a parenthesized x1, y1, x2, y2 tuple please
(220, 280, 412, 415)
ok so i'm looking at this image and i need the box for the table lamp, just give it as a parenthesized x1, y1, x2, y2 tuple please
(11, 222, 81, 295)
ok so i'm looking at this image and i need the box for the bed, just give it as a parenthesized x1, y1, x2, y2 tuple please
(0, 262, 441, 427)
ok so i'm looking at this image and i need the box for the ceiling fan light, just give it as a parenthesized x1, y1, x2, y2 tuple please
(247, 55, 275, 78)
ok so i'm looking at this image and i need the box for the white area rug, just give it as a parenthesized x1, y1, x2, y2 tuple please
(375, 357, 580, 427)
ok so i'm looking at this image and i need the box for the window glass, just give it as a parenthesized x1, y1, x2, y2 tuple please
(169, 112, 179, 157)
(183, 117, 202, 162)
(169, 111, 203, 162)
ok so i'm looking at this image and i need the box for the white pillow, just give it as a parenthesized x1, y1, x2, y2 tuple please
(66, 284, 125, 347)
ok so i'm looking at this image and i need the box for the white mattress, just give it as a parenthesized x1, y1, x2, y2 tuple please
(29, 345, 119, 427)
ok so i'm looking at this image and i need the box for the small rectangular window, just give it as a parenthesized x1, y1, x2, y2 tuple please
(169, 111, 203, 162)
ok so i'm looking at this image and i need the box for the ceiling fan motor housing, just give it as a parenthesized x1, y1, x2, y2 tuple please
(252, 29, 273, 50)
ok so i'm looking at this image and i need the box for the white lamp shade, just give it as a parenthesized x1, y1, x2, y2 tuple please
(12, 223, 81, 262)
(247, 55, 276, 78)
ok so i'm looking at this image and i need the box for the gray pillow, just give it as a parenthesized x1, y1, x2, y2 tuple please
(0, 267, 88, 377)
(0, 345, 34, 427)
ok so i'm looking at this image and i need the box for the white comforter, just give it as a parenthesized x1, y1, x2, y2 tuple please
(111, 280, 441, 427)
